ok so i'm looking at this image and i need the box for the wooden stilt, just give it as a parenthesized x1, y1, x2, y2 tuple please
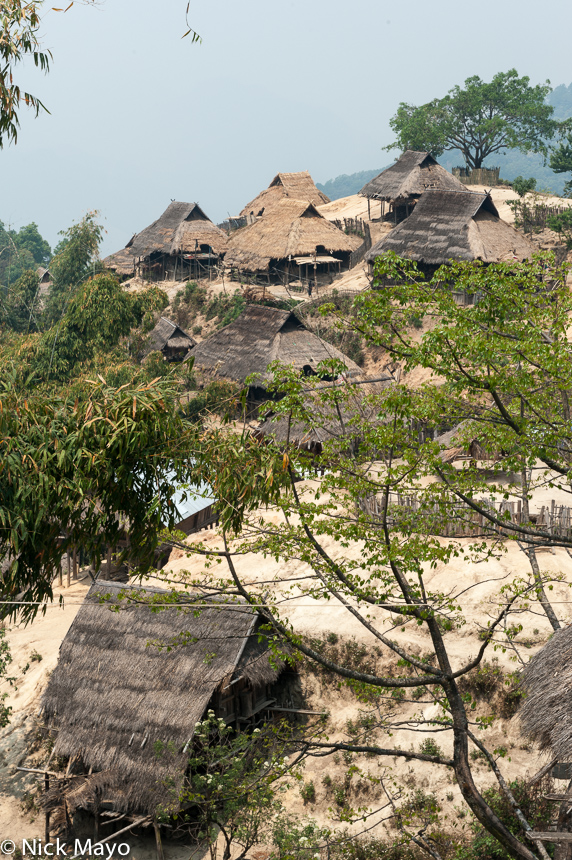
(106, 547, 112, 577)
(45, 773, 50, 841)
(94, 802, 100, 842)
(73, 548, 78, 581)
(58, 559, 63, 587)
(154, 821, 165, 860)
(367, 198, 371, 220)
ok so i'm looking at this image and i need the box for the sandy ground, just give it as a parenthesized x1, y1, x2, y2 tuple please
(2, 470, 571, 850)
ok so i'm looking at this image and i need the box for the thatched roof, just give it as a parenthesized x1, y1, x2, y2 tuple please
(520, 623, 572, 761)
(240, 171, 329, 218)
(366, 190, 534, 267)
(225, 200, 361, 273)
(255, 375, 393, 450)
(41, 581, 285, 818)
(359, 151, 465, 204)
(190, 305, 363, 385)
(139, 317, 196, 360)
(104, 202, 228, 271)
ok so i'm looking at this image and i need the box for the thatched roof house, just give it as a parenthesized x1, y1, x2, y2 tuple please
(240, 171, 329, 220)
(41, 581, 287, 823)
(190, 305, 362, 393)
(139, 316, 196, 362)
(104, 202, 228, 281)
(520, 623, 572, 769)
(225, 199, 361, 281)
(366, 190, 534, 272)
(360, 151, 465, 221)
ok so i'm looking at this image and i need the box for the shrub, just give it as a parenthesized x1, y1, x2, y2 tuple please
(300, 780, 316, 804)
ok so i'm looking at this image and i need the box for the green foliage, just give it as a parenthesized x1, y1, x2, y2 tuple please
(173, 711, 293, 859)
(388, 70, 558, 169)
(1, 269, 42, 332)
(511, 175, 537, 197)
(0, 374, 193, 620)
(204, 290, 246, 328)
(45, 212, 104, 326)
(418, 738, 443, 758)
(0, 628, 13, 728)
(0, 0, 51, 147)
(181, 378, 241, 423)
(300, 780, 316, 804)
(453, 778, 556, 860)
(547, 208, 572, 247)
(549, 131, 572, 196)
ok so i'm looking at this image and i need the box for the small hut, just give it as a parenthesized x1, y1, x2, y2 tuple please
(37, 266, 51, 284)
(190, 304, 362, 413)
(104, 202, 228, 281)
(240, 171, 329, 221)
(139, 317, 196, 362)
(366, 190, 534, 277)
(359, 151, 466, 223)
(225, 199, 361, 286)
(40, 581, 289, 838)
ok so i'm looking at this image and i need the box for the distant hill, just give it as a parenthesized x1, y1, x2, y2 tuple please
(319, 83, 572, 201)
(317, 167, 390, 201)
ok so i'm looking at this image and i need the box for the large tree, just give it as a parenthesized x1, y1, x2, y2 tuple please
(387, 69, 559, 169)
(549, 130, 572, 196)
(164, 251, 572, 860)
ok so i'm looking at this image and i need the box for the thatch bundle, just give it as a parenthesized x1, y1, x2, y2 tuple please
(41, 581, 285, 818)
(225, 200, 361, 273)
(104, 202, 228, 274)
(139, 316, 196, 361)
(189, 305, 362, 385)
(360, 151, 465, 205)
(366, 190, 534, 267)
(520, 624, 572, 762)
(240, 171, 329, 218)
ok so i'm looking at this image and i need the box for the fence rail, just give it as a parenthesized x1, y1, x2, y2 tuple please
(360, 492, 572, 539)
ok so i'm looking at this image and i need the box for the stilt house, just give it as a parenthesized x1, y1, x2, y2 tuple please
(240, 171, 329, 221)
(359, 151, 465, 223)
(366, 190, 534, 277)
(104, 202, 228, 281)
(139, 317, 196, 362)
(225, 200, 361, 286)
(40, 581, 290, 836)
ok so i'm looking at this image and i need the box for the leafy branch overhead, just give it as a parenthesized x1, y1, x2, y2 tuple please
(0, 0, 200, 148)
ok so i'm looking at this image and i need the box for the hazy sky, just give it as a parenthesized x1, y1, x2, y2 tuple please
(2, 0, 572, 256)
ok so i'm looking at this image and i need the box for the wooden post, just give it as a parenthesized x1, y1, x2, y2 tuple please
(106, 547, 112, 577)
(45, 773, 50, 841)
(367, 198, 371, 220)
(67, 551, 71, 588)
(94, 800, 100, 842)
(73, 548, 78, 581)
(154, 821, 165, 860)
(58, 559, 63, 587)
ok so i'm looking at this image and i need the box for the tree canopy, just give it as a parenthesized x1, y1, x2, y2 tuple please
(549, 130, 572, 196)
(387, 70, 559, 169)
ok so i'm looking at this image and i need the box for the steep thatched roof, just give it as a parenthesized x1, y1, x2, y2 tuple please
(41, 581, 285, 818)
(520, 623, 572, 761)
(359, 151, 465, 204)
(225, 200, 361, 273)
(139, 317, 196, 360)
(366, 190, 534, 267)
(104, 202, 228, 272)
(190, 305, 362, 385)
(240, 171, 329, 218)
